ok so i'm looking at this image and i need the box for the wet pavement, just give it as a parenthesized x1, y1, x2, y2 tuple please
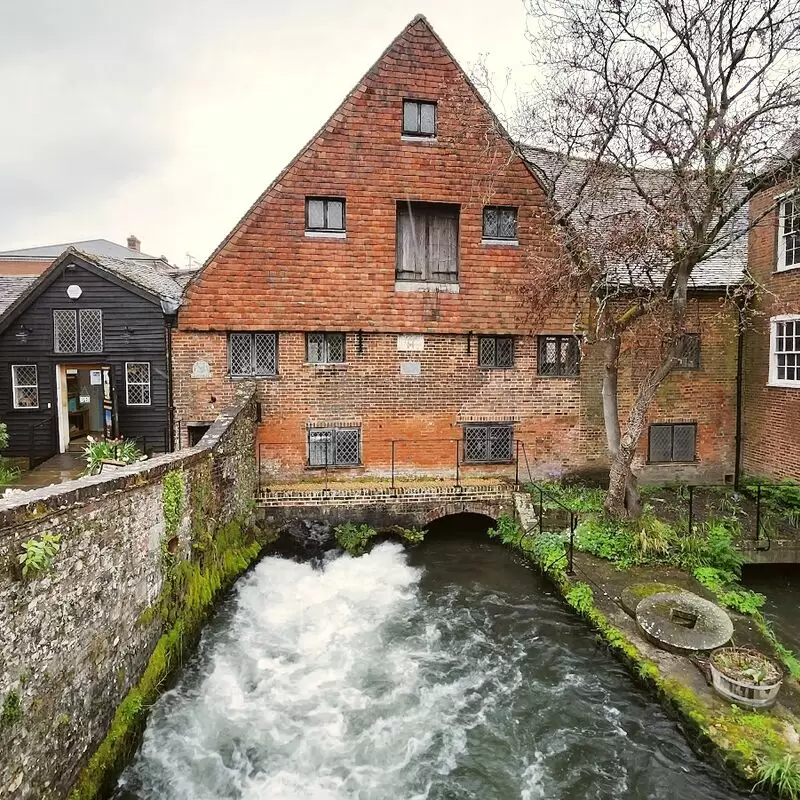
(3, 452, 84, 493)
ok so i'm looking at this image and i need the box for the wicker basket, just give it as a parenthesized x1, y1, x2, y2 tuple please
(709, 648, 783, 708)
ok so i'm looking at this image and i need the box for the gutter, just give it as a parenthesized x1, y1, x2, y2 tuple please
(733, 301, 745, 490)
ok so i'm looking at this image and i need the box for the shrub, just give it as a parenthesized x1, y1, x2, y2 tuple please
(82, 437, 143, 476)
(754, 755, 800, 800)
(18, 532, 61, 578)
(334, 523, 377, 556)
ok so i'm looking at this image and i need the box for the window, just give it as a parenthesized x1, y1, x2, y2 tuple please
(402, 100, 436, 137)
(125, 362, 151, 406)
(482, 206, 518, 241)
(777, 196, 800, 271)
(53, 309, 103, 353)
(648, 423, 697, 463)
(305, 197, 345, 233)
(769, 316, 800, 387)
(676, 333, 700, 370)
(538, 335, 580, 376)
(478, 336, 514, 368)
(229, 333, 277, 377)
(11, 365, 38, 409)
(463, 424, 513, 463)
(307, 332, 345, 364)
(308, 427, 361, 467)
(396, 202, 459, 283)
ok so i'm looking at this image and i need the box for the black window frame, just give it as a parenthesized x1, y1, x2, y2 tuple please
(395, 201, 460, 283)
(648, 423, 697, 463)
(537, 335, 581, 377)
(307, 426, 361, 467)
(478, 335, 515, 369)
(305, 197, 346, 233)
(482, 206, 518, 241)
(676, 333, 701, 370)
(462, 423, 514, 464)
(228, 332, 278, 378)
(306, 332, 346, 364)
(402, 99, 437, 137)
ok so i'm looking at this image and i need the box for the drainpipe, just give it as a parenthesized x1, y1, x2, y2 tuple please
(160, 299, 180, 453)
(733, 301, 745, 490)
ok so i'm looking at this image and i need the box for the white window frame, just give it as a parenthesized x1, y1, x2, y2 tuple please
(768, 314, 800, 388)
(776, 194, 800, 272)
(125, 362, 152, 406)
(11, 364, 39, 409)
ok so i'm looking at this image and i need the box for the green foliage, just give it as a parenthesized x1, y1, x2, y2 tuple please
(0, 459, 18, 487)
(162, 471, 185, 539)
(1, 690, 21, 728)
(18, 532, 61, 578)
(82, 437, 143, 476)
(566, 582, 594, 614)
(530, 531, 568, 575)
(0, 422, 8, 451)
(334, 523, 377, 556)
(532, 481, 606, 513)
(487, 514, 526, 546)
(754, 755, 800, 800)
(574, 516, 636, 564)
(70, 520, 262, 800)
(391, 526, 426, 546)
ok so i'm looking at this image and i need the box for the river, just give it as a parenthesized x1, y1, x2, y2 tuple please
(743, 563, 800, 656)
(114, 533, 763, 800)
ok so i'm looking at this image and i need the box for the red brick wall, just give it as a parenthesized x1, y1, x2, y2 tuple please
(743, 180, 800, 480)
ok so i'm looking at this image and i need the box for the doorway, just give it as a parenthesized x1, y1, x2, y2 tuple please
(56, 365, 116, 453)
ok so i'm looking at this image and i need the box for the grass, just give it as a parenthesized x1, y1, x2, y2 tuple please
(754, 755, 800, 799)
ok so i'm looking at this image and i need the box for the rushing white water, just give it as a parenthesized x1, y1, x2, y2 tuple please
(116, 539, 759, 800)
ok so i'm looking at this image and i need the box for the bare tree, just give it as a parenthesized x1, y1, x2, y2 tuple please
(515, 0, 800, 517)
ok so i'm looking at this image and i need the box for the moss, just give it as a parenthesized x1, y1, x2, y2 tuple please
(1, 690, 21, 728)
(69, 519, 263, 800)
(626, 582, 684, 600)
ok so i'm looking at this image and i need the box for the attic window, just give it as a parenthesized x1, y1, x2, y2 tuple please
(403, 100, 436, 137)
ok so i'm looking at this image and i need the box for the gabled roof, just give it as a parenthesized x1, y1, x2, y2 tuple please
(0, 238, 164, 265)
(0, 248, 195, 335)
(0, 276, 35, 314)
(755, 131, 800, 182)
(520, 146, 748, 289)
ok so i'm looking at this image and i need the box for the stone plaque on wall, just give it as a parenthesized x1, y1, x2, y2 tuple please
(400, 361, 421, 377)
(191, 360, 211, 379)
(397, 334, 424, 352)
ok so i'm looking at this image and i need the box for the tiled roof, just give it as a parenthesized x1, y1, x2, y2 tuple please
(757, 131, 800, 179)
(520, 146, 748, 289)
(0, 276, 35, 314)
(0, 238, 163, 264)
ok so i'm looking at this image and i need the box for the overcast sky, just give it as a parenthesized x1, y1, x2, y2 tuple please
(0, 1, 534, 265)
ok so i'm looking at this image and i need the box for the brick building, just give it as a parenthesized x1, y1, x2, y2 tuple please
(173, 15, 743, 485)
(743, 140, 800, 481)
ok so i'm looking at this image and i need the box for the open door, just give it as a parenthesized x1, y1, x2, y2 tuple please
(102, 367, 118, 439)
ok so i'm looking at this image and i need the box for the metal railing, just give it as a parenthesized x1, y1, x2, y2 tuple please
(27, 415, 57, 468)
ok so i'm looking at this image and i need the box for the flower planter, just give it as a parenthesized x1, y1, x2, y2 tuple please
(709, 647, 783, 709)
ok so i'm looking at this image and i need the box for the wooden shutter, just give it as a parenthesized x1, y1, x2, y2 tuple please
(429, 211, 458, 282)
(396, 206, 425, 280)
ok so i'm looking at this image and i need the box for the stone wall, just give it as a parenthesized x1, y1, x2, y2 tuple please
(0, 390, 257, 800)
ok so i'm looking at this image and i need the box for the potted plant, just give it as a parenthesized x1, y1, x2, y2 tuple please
(709, 647, 783, 708)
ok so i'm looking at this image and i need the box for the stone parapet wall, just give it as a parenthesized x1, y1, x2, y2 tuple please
(0, 390, 257, 800)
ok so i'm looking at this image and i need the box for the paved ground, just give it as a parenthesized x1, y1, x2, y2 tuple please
(4, 452, 84, 493)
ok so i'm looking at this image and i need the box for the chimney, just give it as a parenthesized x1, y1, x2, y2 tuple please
(127, 234, 141, 252)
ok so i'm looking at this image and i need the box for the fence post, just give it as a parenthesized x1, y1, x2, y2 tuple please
(538, 486, 544, 533)
(568, 512, 576, 575)
(687, 485, 694, 534)
(515, 441, 520, 489)
(391, 440, 396, 493)
(756, 483, 762, 546)
(324, 440, 329, 493)
(455, 439, 460, 489)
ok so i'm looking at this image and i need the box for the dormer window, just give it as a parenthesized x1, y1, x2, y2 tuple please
(305, 197, 345, 235)
(403, 100, 436, 137)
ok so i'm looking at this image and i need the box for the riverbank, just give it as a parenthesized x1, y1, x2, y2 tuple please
(509, 492, 800, 799)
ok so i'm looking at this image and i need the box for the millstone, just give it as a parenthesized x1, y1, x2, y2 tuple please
(635, 591, 733, 655)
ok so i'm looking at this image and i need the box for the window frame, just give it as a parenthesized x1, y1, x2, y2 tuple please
(395, 201, 460, 283)
(305, 197, 346, 234)
(53, 308, 104, 353)
(11, 364, 39, 410)
(676, 333, 701, 370)
(306, 332, 346, 365)
(462, 423, 514, 464)
(777, 194, 800, 272)
(478, 335, 515, 369)
(125, 362, 152, 407)
(228, 332, 278, 378)
(402, 99, 437, 138)
(307, 426, 361, 468)
(482, 206, 518, 242)
(648, 422, 697, 463)
(769, 314, 800, 388)
(537, 335, 581, 377)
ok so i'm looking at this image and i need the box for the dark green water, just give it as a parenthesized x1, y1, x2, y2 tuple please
(115, 535, 763, 799)
(743, 563, 800, 655)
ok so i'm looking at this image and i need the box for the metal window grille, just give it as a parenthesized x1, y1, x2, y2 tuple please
(482, 206, 517, 240)
(79, 308, 103, 352)
(126, 362, 151, 406)
(228, 333, 278, 377)
(775, 320, 800, 383)
(649, 423, 696, 463)
(254, 333, 277, 375)
(463, 424, 513, 463)
(676, 333, 700, 369)
(53, 310, 78, 352)
(307, 332, 345, 364)
(782, 199, 800, 268)
(229, 333, 253, 376)
(11, 364, 38, 409)
(538, 335, 580, 376)
(308, 427, 360, 467)
(306, 198, 345, 231)
(402, 100, 436, 136)
(478, 336, 514, 368)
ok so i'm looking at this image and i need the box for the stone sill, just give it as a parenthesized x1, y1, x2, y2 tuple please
(304, 230, 346, 239)
(481, 238, 519, 247)
(394, 280, 459, 294)
(400, 135, 438, 143)
(766, 380, 800, 389)
(773, 264, 800, 275)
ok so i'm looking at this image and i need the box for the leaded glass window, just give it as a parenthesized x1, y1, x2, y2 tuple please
(125, 362, 151, 406)
(53, 309, 103, 352)
(53, 310, 78, 353)
(676, 333, 700, 369)
(228, 333, 277, 377)
(463, 424, 513, 463)
(482, 206, 518, 240)
(478, 336, 514, 368)
(79, 308, 103, 352)
(308, 427, 360, 467)
(538, 335, 580, 376)
(648, 423, 696, 463)
(11, 365, 38, 409)
(306, 332, 345, 364)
